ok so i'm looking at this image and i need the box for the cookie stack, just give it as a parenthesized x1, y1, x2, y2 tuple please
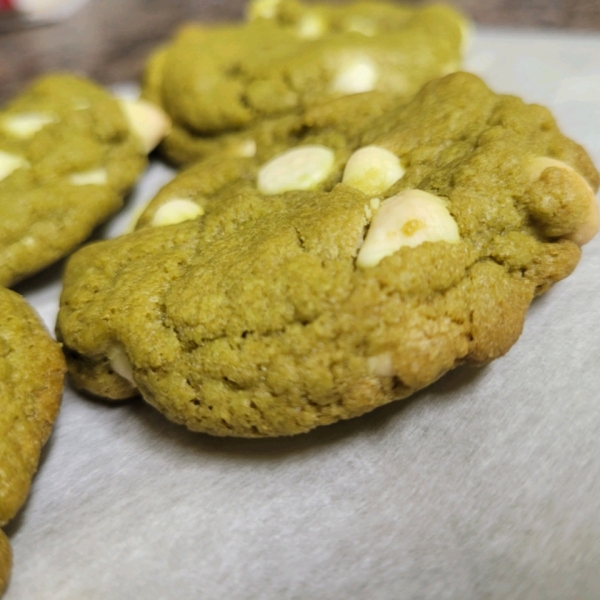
(1, 0, 599, 594)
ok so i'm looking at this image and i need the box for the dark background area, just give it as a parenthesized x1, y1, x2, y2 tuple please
(1, 0, 599, 103)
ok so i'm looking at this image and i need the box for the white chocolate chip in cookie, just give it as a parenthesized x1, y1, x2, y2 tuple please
(69, 168, 108, 186)
(248, 0, 281, 19)
(151, 198, 204, 227)
(3, 113, 56, 138)
(258, 145, 335, 195)
(528, 156, 599, 246)
(0, 151, 29, 182)
(345, 16, 377, 36)
(343, 146, 405, 196)
(357, 189, 460, 268)
(527, 157, 576, 181)
(367, 352, 395, 377)
(296, 12, 326, 39)
(119, 99, 171, 154)
(441, 60, 460, 75)
(108, 345, 136, 387)
(458, 18, 472, 53)
(73, 98, 91, 111)
(236, 139, 257, 158)
(331, 56, 379, 95)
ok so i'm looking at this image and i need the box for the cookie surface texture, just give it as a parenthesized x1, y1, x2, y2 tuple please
(0, 530, 10, 597)
(0, 74, 168, 287)
(0, 288, 65, 525)
(57, 73, 599, 437)
(142, 0, 467, 165)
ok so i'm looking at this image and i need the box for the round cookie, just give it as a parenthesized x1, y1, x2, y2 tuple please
(0, 74, 169, 287)
(0, 287, 66, 525)
(0, 530, 10, 597)
(142, 0, 466, 166)
(57, 73, 599, 437)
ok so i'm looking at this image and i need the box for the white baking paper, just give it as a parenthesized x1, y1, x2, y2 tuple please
(4, 27, 600, 600)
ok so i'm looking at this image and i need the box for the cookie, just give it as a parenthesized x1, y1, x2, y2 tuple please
(1, 287, 65, 525)
(0, 74, 169, 287)
(248, 0, 465, 38)
(57, 73, 599, 437)
(142, 0, 466, 165)
(0, 286, 64, 596)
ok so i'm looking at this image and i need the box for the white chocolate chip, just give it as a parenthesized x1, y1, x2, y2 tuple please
(458, 18, 472, 53)
(248, 0, 281, 19)
(331, 56, 378, 95)
(119, 99, 171, 154)
(258, 145, 335, 195)
(3, 113, 56, 138)
(343, 146, 405, 196)
(123, 206, 146, 235)
(151, 198, 204, 227)
(367, 352, 395, 377)
(69, 168, 108, 186)
(345, 16, 376, 36)
(0, 150, 29, 182)
(108, 345, 136, 387)
(357, 189, 460, 268)
(236, 139, 257, 158)
(74, 99, 91, 111)
(528, 157, 583, 182)
(296, 13, 326, 39)
(528, 156, 599, 246)
(441, 60, 460, 75)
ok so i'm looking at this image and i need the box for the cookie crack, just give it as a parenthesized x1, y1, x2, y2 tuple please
(292, 224, 306, 251)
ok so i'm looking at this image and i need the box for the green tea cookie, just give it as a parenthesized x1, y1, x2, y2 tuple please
(0, 74, 169, 287)
(1, 287, 64, 596)
(248, 0, 460, 38)
(57, 73, 598, 437)
(142, 0, 466, 165)
(0, 287, 66, 525)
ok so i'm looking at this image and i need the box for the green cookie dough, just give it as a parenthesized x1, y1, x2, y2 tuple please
(143, 90, 404, 178)
(57, 73, 598, 437)
(0, 530, 9, 597)
(0, 74, 159, 287)
(142, 0, 467, 165)
(0, 287, 65, 526)
(247, 0, 418, 33)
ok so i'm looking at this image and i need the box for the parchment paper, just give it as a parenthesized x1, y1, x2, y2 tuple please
(5, 27, 600, 600)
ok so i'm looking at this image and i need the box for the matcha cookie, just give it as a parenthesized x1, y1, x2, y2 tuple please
(0, 74, 169, 287)
(0, 287, 66, 525)
(142, 0, 466, 165)
(0, 530, 9, 597)
(0, 287, 65, 594)
(248, 0, 459, 38)
(57, 73, 598, 437)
